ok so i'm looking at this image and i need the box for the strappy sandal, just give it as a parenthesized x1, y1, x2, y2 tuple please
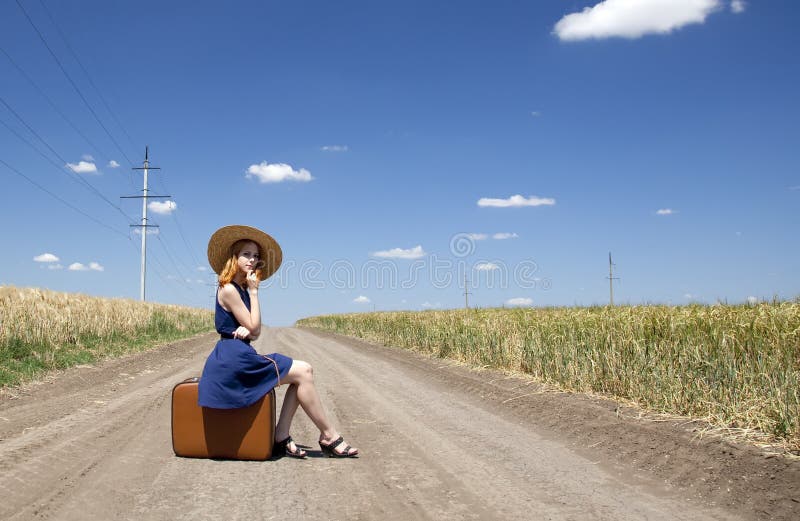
(319, 436, 358, 458)
(275, 436, 307, 458)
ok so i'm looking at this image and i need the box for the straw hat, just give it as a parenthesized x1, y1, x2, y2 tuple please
(207, 225, 283, 281)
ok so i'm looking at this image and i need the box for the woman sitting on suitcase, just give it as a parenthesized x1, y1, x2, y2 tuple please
(198, 225, 358, 458)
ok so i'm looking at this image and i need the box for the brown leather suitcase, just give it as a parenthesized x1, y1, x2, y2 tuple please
(171, 377, 276, 460)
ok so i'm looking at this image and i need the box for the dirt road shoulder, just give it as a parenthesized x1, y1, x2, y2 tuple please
(300, 328, 800, 520)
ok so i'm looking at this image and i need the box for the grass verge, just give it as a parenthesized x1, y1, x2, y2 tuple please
(297, 301, 800, 453)
(0, 286, 213, 388)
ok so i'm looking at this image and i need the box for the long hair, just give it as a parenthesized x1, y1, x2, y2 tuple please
(217, 239, 262, 287)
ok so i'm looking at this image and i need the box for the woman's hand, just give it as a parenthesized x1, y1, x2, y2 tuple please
(245, 269, 260, 292)
(232, 326, 251, 340)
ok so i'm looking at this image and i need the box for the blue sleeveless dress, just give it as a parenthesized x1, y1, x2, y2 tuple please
(197, 282, 293, 409)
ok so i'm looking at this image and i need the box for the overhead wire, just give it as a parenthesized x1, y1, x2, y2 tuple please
(0, 95, 137, 224)
(155, 171, 205, 269)
(0, 157, 130, 239)
(125, 229, 184, 301)
(171, 212, 204, 270)
(7, 2, 202, 305)
(36, 0, 139, 152)
(14, 0, 135, 167)
(29, 1, 203, 285)
(155, 233, 209, 300)
(138, 154, 205, 275)
(148, 234, 206, 301)
(0, 45, 115, 168)
(155, 233, 193, 279)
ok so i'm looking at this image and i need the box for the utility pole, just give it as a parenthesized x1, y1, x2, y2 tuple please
(121, 147, 170, 301)
(606, 252, 619, 306)
(464, 273, 472, 309)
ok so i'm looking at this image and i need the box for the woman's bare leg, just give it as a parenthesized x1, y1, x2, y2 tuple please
(279, 360, 358, 455)
(275, 383, 300, 439)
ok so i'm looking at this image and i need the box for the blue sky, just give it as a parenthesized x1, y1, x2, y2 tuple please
(1, 0, 797, 326)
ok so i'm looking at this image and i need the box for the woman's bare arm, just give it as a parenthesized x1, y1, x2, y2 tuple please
(218, 282, 262, 337)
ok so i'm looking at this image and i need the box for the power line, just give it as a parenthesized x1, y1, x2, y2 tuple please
(0, 96, 137, 224)
(0, 45, 115, 166)
(0, 157, 129, 238)
(15, 0, 135, 167)
(152, 171, 204, 269)
(145, 238, 206, 302)
(156, 233, 206, 292)
(36, 0, 138, 151)
(155, 233, 194, 280)
(171, 212, 204, 269)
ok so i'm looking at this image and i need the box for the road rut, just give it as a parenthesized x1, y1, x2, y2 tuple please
(1, 328, 797, 520)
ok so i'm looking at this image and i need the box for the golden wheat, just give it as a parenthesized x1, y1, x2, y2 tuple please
(298, 302, 800, 451)
(0, 285, 213, 386)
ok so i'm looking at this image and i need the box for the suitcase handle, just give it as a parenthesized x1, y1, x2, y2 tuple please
(262, 356, 281, 388)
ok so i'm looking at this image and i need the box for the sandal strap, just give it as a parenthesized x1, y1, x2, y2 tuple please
(288, 445, 306, 456)
(323, 436, 345, 450)
(277, 436, 306, 456)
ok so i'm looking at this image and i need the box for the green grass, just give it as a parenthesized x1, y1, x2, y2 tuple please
(0, 287, 214, 388)
(0, 311, 212, 387)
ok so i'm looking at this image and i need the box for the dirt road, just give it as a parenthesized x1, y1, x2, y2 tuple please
(1, 328, 797, 520)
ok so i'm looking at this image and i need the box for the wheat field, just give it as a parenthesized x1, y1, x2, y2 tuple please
(298, 301, 800, 452)
(0, 285, 213, 387)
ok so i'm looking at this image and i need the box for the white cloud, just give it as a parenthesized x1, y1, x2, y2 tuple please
(475, 262, 499, 271)
(553, 0, 721, 41)
(467, 233, 488, 241)
(531, 111, 541, 117)
(321, 145, 348, 152)
(67, 261, 102, 272)
(33, 253, 59, 263)
(730, 0, 745, 13)
(196, 266, 208, 272)
(478, 194, 556, 208)
(66, 161, 98, 174)
(108, 160, 121, 168)
(656, 208, 676, 215)
(421, 301, 441, 309)
(746, 296, 758, 305)
(684, 293, 695, 299)
(493, 232, 518, 240)
(506, 297, 533, 307)
(148, 200, 177, 215)
(372, 245, 426, 259)
(246, 162, 313, 183)
(47, 264, 63, 270)
(353, 295, 371, 303)
(81, 154, 95, 161)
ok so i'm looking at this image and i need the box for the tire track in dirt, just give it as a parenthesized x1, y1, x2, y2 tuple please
(0, 334, 212, 520)
(275, 328, 733, 520)
(0, 328, 797, 520)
